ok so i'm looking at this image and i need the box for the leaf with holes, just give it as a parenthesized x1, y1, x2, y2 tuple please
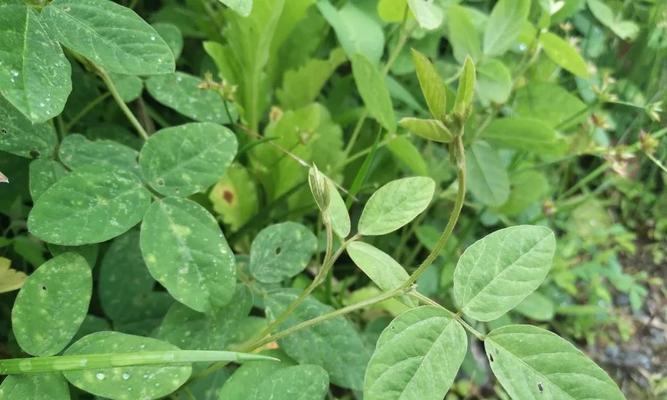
(485, 325, 625, 399)
(0, 1, 71, 123)
(42, 0, 174, 75)
(12, 253, 91, 356)
(139, 122, 238, 197)
(358, 177, 435, 236)
(249, 222, 318, 283)
(0, 97, 57, 159)
(364, 306, 467, 400)
(453, 225, 556, 321)
(63, 332, 191, 400)
(140, 197, 236, 313)
(27, 166, 151, 246)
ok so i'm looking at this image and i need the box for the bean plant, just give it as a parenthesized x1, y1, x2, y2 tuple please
(0, 0, 659, 399)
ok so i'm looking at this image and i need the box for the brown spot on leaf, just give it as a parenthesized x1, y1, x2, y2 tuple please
(223, 189, 234, 204)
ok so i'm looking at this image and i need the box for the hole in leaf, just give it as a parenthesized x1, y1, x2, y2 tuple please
(29, 149, 40, 158)
(274, 246, 282, 255)
(0, 128, 7, 135)
(489, 354, 494, 362)
(40, 285, 47, 291)
(156, 178, 165, 186)
(538, 383, 543, 393)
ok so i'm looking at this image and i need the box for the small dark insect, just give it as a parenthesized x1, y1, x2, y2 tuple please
(538, 383, 544, 393)
(489, 354, 494, 362)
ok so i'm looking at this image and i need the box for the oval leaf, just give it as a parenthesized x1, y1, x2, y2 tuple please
(453, 225, 556, 321)
(140, 197, 236, 313)
(0, 97, 57, 159)
(485, 325, 624, 399)
(407, 0, 443, 30)
(481, 117, 560, 154)
(358, 177, 435, 236)
(0, 1, 71, 123)
(139, 122, 238, 197)
(483, 0, 531, 57)
(12, 253, 91, 356)
(42, 0, 175, 75)
(63, 331, 191, 400)
(27, 166, 151, 245)
(399, 117, 453, 143)
(28, 159, 67, 201)
(249, 222, 318, 284)
(350, 53, 396, 132)
(0, 374, 69, 400)
(326, 178, 351, 238)
(346, 241, 412, 297)
(59, 134, 139, 175)
(539, 32, 589, 78)
(410, 49, 447, 121)
(364, 306, 467, 400)
(465, 140, 510, 207)
(145, 72, 235, 124)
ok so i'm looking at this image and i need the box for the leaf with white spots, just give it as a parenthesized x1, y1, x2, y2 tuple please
(140, 197, 236, 313)
(42, 0, 175, 75)
(249, 222, 318, 283)
(485, 325, 625, 399)
(364, 306, 467, 400)
(109, 73, 143, 102)
(358, 177, 435, 236)
(256, 364, 329, 400)
(0, 374, 70, 400)
(265, 290, 370, 390)
(99, 230, 172, 325)
(59, 134, 140, 176)
(145, 72, 236, 124)
(27, 166, 152, 245)
(63, 331, 191, 400)
(152, 23, 183, 59)
(0, 1, 72, 123)
(11, 253, 91, 356)
(48, 243, 99, 269)
(28, 159, 67, 201)
(139, 122, 238, 197)
(0, 96, 57, 159)
(453, 225, 556, 321)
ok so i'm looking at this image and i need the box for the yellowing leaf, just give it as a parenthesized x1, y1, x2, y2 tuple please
(0, 257, 27, 293)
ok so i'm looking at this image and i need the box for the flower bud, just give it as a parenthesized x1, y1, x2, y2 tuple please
(308, 165, 330, 213)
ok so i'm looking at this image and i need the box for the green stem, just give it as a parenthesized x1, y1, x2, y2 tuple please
(63, 92, 111, 132)
(0, 351, 277, 375)
(96, 67, 149, 141)
(409, 292, 485, 340)
(405, 136, 466, 286)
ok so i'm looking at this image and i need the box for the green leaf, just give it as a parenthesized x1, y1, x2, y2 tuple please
(139, 122, 238, 197)
(27, 166, 151, 245)
(347, 241, 416, 307)
(209, 163, 259, 232)
(407, 0, 443, 30)
(410, 49, 447, 121)
(48, 244, 99, 270)
(513, 82, 587, 128)
(109, 73, 143, 102)
(358, 177, 435, 236)
(587, 0, 638, 40)
(498, 169, 550, 216)
(387, 136, 429, 176)
(485, 325, 625, 399)
(257, 364, 329, 400)
(0, 1, 71, 123)
(446, 6, 481, 63)
(483, 0, 531, 57)
(145, 72, 235, 124)
(481, 117, 560, 153)
(28, 159, 67, 201)
(156, 286, 251, 350)
(513, 291, 555, 321)
(350, 53, 396, 132)
(399, 117, 453, 143)
(377, 0, 407, 23)
(265, 290, 370, 390)
(539, 32, 589, 78)
(453, 56, 476, 120)
(249, 222, 318, 283)
(42, 0, 175, 75)
(277, 48, 347, 109)
(465, 141, 510, 207)
(218, 358, 287, 399)
(0, 257, 27, 294)
(0, 97, 57, 158)
(219, 0, 253, 17)
(63, 332, 191, 400)
(325, 178, 351, 238)
(477, 59, 512, 104)
(59, 134, 139, 175)
(0, 374, 70, 400)
(317, 0, 384, 64)
(453, 225, 556, 321)
(140, 197, 236, 313)
(364, 306, 467, 400)
(152, 23, 183, 59)
(99, 230, 172, 325)
(12, 253, 91, 356)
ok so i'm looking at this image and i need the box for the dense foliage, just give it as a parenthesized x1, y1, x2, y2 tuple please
(0, 0, 665, 399)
